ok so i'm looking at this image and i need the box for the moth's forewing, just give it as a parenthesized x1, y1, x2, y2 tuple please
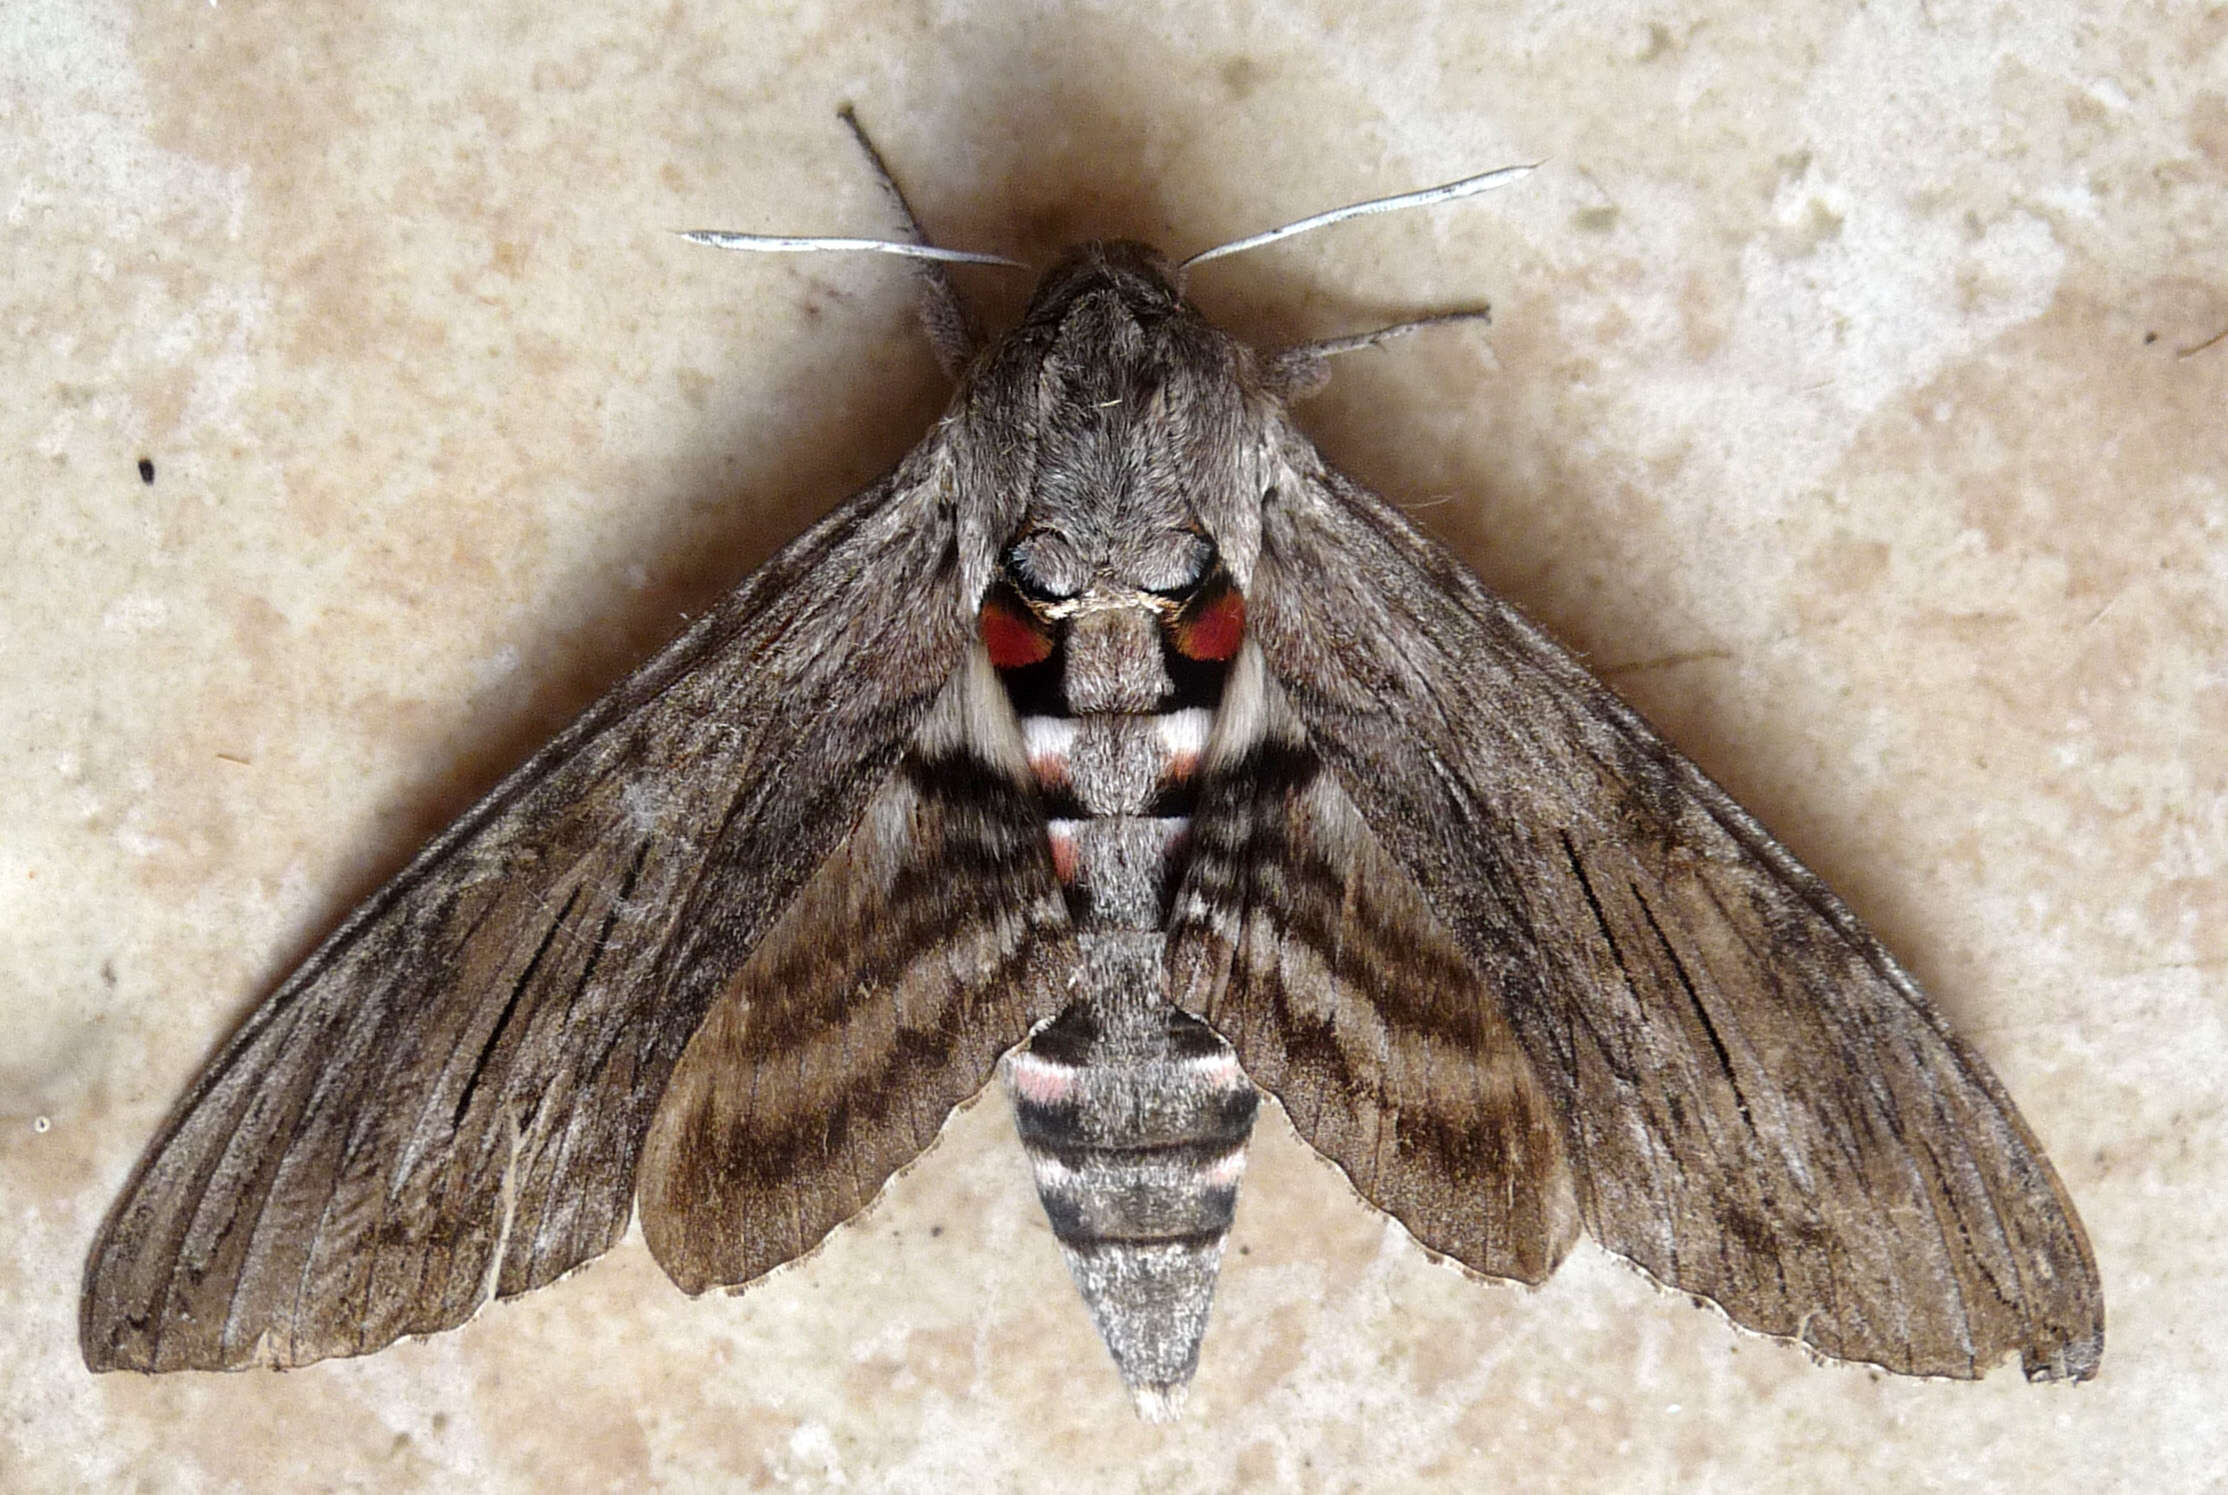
(81, 454, 983, 1373)
(1184, 449, 2103, 1382)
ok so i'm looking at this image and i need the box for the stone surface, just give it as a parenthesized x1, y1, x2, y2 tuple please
(4, 0, 2222, 1489)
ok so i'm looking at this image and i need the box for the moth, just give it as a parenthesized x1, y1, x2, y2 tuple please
(83, 112, 2103, 1419)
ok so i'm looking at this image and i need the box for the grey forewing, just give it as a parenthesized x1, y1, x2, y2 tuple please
(81, 452, 978, 1372)
(1226, 447, 2102, 1382)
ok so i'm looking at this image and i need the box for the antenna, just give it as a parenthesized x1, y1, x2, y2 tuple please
(674, 232, 1025, 268)
(1181, 164, 1535, 269)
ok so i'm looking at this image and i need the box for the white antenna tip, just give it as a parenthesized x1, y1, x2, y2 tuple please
(676, 232, 1024, 269)
(1181, 161, 1539, 269)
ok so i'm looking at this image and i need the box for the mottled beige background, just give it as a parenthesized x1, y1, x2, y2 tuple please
(5, 0, 2223, 1489)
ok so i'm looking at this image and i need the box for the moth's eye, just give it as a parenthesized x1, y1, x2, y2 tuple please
(1003, 531, 1086, 604)
(1138, 529, 1216, 602)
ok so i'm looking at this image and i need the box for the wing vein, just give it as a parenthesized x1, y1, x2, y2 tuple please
(1629, 884, 1755, 1132)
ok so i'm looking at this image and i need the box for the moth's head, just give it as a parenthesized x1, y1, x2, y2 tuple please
(1016, 240, 1188, 332)
(957, 240, 1265, 650)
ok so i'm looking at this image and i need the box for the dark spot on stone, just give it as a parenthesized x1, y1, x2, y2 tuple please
(137, 458, 155, 484)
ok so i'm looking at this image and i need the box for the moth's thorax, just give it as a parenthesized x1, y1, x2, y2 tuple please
(959, 236, 1265, 611)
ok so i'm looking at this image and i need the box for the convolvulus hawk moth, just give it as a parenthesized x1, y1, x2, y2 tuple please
(82, 112, 2102, 1419)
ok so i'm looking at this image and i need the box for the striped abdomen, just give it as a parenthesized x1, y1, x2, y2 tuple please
(1006, 939, 1258, 1415)
(990, 595, 1260, 1417)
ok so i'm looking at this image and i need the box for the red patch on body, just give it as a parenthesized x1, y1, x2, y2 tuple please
(1048, 828, 1078, 884)
(1173, 587, 1246, 661)
(980, 595, 1054, 668)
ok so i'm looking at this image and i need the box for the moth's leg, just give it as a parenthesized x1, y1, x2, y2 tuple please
(1263, 308, 1493, 400)
(839, 106, 981, 376)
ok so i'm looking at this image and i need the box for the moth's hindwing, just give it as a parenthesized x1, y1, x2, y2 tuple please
(639, 645, 1074, 1291)
(1171, 642, 1581, 1283)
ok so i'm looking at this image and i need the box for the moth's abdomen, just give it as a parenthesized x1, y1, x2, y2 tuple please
(1023, 706, 1210, 923)
(990, 593, 1260, 1417)
(1008, 980, 1257, 1218)
(1005, 939, 1259, 1418)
